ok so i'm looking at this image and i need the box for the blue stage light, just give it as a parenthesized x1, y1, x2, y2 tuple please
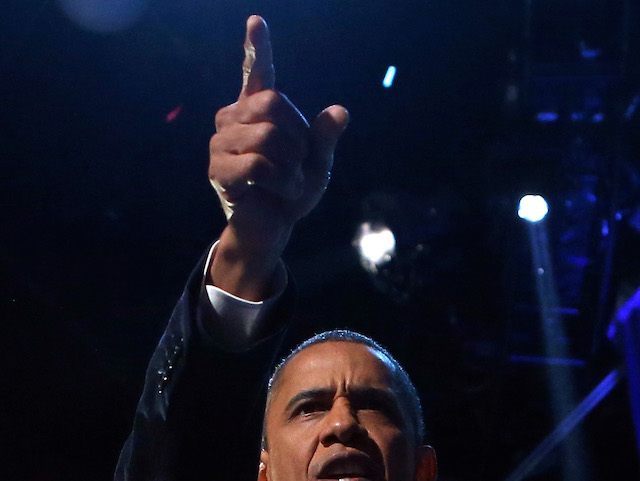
(518, 195, 549, 223)
(57, 0, 148, 33)
(382, 66, 397, 89)
(536, 111, 559, 123)
(579, 41, 602, 60)
(571, 112, 585, 122)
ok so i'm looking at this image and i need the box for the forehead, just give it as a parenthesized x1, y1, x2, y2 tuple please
(275, 341, 397, 395)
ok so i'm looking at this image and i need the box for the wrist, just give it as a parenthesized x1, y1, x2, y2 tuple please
(209, 224, 292, 301)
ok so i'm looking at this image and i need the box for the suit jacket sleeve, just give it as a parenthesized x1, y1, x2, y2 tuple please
(114, 251, 295, 481)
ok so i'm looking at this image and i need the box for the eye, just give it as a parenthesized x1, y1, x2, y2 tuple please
(294, 400, 329, 417)
(356, 398, 385, 412)
(353, 396, 402, 424)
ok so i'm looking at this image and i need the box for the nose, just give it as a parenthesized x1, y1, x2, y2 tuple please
(319, 397, 366, 446)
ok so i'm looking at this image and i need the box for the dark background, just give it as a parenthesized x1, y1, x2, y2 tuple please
(2, 0, 640, 480)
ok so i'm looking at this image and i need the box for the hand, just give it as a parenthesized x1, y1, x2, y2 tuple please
(208, 15, 349, 300)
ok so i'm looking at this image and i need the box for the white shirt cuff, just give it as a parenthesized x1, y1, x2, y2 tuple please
(201, 241, 287, 343)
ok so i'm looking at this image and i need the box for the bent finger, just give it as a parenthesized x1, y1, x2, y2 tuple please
(236, 90, 310, 144)
(211, 152, 303, 202)
(212, 122, 308, 167)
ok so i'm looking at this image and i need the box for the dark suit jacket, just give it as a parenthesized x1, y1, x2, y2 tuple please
(114, 253, 295, 481)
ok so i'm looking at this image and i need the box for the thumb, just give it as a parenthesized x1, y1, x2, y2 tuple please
(310, 105, 349, 173)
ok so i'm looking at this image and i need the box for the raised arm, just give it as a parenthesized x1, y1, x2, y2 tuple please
(115, 16, 348, 481)
(209, 15, 349, 300)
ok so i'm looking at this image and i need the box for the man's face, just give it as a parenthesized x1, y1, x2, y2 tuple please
(260, 341, 429, 481)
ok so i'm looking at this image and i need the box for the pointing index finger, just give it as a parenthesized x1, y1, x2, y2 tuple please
(240, 15, 275, 98)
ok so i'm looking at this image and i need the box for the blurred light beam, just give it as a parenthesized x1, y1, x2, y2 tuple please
(504, 369, 621, 481)
(382, 66, 397, 89)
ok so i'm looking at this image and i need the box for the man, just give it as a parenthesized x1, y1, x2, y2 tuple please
(116, 15, 436, 481)
(257, 330, 437, 481)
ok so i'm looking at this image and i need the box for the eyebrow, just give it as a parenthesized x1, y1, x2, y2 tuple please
(284, 386, 402, 415)
(284, 388, 334, 414)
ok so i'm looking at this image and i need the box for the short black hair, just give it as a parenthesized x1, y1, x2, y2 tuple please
(262, 329, 425, 449)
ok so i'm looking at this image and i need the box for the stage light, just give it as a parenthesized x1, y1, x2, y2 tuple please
(518, 195, 549, 223)
(354, 222, 396, 270)
(571, 112, 585, 122)
(57, 0, 148, 33)
(625, 95, 640, 120)
(536, 111, 559, 123)
(382, 66, 397, 89)
(579, 41, 602, 60)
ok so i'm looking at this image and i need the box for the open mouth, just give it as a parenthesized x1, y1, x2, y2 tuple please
(319, 477, 373, 481)
(316, 452, 377, 481)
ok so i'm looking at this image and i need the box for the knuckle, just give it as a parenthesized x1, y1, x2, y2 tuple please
(243, 154, 270, 179)
(209, 133, 223, 153)
(214, 111, 225, 131)
(214, 109, 227, 131)
(255, 122, 277, 143)
(208, 153, 223, 179)
(254, 89, 281, 113)
(214, 103, 237, 130)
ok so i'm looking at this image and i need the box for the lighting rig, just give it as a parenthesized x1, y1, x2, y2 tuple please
(493, 1, 640, 479)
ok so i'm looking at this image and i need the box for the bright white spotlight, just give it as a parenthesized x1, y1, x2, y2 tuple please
(354, 222, 396, 270)
(518, 195, 549, 223)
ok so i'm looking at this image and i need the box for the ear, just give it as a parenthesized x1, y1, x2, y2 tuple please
(257, 449, 269, 481)
(414, 445, 437, 481)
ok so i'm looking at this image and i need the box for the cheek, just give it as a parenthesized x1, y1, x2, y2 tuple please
(387, 443, 415, 481)
(367, 427, 415, 481)
(267, 428, 318, 480)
